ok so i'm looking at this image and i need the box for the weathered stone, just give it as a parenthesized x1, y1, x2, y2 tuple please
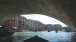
(0, 0, 76, 30)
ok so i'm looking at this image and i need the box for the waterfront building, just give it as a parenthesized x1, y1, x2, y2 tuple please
(1, 15, 22, 31)
(44, 25, 48, 30)
(1, 15, 28, 31)
(2, 20, 8, 27)
(38, 21, 43, 31)
(54, 24, 62, 31)
(26, 19, 38, 31)
(46, 24, 52, 30)
(42, 24, 45, 30)
(58, 24, 62, 31)
(31, 20, 38, 31)
(20, 16, 27, 30)
(62, 27, 72, 32)
(26, 19, 32, 30)
(2, 15, 63, 32)
(2, 16, 21, 27)
(50, 24, 55, 31)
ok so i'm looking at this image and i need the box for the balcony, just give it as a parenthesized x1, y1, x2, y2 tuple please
(18, 21, 21, 23)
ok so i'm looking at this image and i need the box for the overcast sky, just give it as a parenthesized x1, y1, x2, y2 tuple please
(21, 14, 67, 27)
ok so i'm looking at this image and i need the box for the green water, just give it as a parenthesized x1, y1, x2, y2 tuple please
(0, 31, 75, 42)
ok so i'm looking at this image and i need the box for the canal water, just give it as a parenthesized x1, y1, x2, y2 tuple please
(0, 31, 76, 42)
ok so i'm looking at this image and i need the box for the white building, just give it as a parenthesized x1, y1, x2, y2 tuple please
(31, 20, 38, 29)
(26, 19, 32, 29)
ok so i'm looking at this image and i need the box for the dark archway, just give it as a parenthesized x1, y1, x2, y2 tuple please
(0, 0, 76, 30)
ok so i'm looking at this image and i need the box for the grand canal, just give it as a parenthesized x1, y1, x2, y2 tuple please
(0, 31, 76, 42)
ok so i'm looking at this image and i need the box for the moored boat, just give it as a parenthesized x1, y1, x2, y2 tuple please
(0, 26, 15, 39)
(0, 31, 14, 38)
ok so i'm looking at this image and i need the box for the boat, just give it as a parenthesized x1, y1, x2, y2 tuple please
(48, 30, 50, 32)
(62, 30, 66, 32)
(48, 29, 51, 32)
(56, 30, 58, 33)
(0, 26, 15, 39)
(55, 28, 58, 33)
(22, 35, 49, 42)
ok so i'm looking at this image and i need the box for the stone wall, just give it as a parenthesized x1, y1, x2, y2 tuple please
(0, 0, 76, 30)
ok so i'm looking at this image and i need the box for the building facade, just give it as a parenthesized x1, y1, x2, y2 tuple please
(20, 16, 27, 30)
(31, 20, 38, 31)
(54, 24, 62, 31)
(2, 15, 27, 31)
(26, 19, 32, 29)
(38, 21, 43, 31)
(46, 24, 52, 30)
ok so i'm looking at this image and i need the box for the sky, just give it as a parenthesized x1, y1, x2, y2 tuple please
(21, 14, 67, 27)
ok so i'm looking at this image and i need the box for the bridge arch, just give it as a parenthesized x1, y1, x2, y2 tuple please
(0, 0, 75, 30)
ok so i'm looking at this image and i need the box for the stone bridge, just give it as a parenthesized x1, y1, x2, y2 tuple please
(0, 0, 76, 30)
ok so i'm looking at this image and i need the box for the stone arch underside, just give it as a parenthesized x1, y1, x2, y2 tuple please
(0, 0, 76, 30)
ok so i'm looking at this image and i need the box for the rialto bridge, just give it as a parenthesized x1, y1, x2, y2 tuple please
(0, 0, 76, 31)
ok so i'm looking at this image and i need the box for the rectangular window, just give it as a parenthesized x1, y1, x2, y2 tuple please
(8, 20, 10, 22)
(16, 20, 17, 22)
(11, 23, 12, 26)
(16, 24, 17, 26)
(8, 23, 9, 26)
(14, 23, 15, 26)
(13, 19, 15, 22)
(11, 19, 12, 22)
